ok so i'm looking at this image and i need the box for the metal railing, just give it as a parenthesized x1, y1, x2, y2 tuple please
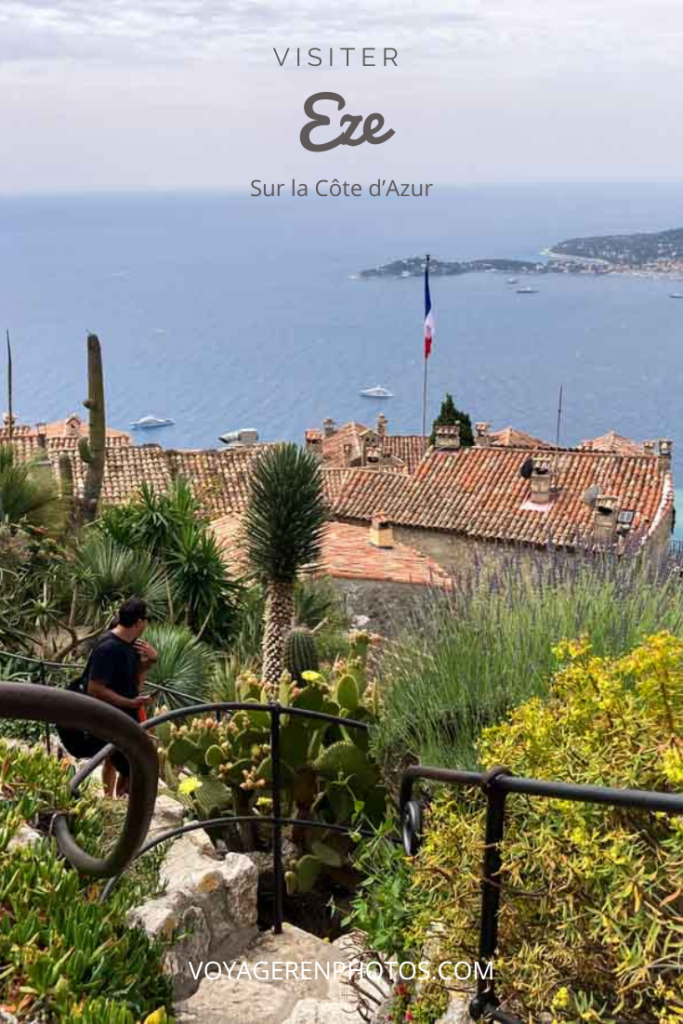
(0, 677, 370, 936)
(400, 764, 683, 1023)
(0, 682, 159, 877)
(82, 700, 370, 932)
(0, 650, 85, 753)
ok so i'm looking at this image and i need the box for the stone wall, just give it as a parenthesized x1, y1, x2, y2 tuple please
(331, 577, 438, 637)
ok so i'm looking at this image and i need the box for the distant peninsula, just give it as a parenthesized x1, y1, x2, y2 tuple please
(358, 227, 683, 279)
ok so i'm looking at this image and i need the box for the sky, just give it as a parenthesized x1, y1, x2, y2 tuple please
(1, 0, 683, 192)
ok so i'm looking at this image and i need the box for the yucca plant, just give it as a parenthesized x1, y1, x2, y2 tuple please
(243, 443, 327, 684)
(143, 623, 216, 708)
(0, 444, 65, 534)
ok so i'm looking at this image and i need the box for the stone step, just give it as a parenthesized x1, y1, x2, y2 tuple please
(175, 924, 368, 1024)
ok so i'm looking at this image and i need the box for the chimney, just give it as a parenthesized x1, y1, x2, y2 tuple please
(342, 442, 353, 467)
(322, 417, 336, 439)
(36, 422, 47, 449)
(594, 494, 619, 544)
(475, 422, 491, 446)
(305, 429, 323, 457)
(65, 414, 81, 439)
(643, 440, 656, 457)
(658, 438, 673, 473)
(369, 511, 393, 548)
(435, 423, 461, 450)
(529, 456, 552, 503)
(376, 412, 388, 438)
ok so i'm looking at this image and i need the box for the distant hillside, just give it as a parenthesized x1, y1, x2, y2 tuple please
(551, 227, 683, 266)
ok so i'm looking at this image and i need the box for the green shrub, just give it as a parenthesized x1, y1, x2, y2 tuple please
(375, 547, 683, 771)
(397, 633, 683, 1022)
(0, 741, 171, 1022)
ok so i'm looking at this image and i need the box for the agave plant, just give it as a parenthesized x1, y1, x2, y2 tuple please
(143, 623, 216, 708)
(0, 444, 65, 534)
(243, 443, 327, 684)
(73, 533, 169, 626)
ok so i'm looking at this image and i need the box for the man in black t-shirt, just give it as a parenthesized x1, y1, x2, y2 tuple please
(88, 596, 157, 798)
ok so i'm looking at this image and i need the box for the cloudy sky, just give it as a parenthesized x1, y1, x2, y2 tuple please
(1, 0, 682, 191)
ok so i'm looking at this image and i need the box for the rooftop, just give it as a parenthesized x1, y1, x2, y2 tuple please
(332, 444, 673, 549)
(211, 515, 453, 588)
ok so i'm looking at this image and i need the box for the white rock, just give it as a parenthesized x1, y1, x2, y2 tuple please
(7, 823, 42, 851)
(128, 839, 258, 1000)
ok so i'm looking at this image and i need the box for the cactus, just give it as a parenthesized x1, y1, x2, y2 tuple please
(336, 673, 359, 713)
(193, 776, 233, 817)
(313, 740, 377, 792)
(157, 636, 387, 856)
(78, 333, 106, 524)
(58, 453, 75, 526)
(292, 854, 322, 893)
(284, 628, 319, 682)
(167, 736, 203, 767)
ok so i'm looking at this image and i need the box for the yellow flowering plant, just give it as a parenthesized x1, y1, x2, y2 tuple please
(402, 633, 683, 1022)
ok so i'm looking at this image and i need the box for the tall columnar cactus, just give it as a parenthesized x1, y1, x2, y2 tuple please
(58, 453, 75, 526)
(78, 333, 106, 523)
(284, 627, 319, 682)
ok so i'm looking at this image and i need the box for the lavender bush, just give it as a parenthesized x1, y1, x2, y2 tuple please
(374, 543, 683, 772)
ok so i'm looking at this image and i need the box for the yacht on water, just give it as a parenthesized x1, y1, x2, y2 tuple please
(131, 416, 175, 429)
(670, 293, 683, 299)
(360, 385, 393, 399)
(517, 287, 539, 295)
(507, 277, 519, 284)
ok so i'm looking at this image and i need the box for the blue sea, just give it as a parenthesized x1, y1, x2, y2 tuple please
(0, 184, 682, 532)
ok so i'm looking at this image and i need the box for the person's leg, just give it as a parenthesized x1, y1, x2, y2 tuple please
(115, 771, 130, 798)
(102, 757, 116, 798)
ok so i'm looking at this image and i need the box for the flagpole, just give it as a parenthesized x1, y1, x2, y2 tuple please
(421, 254, 430, 448)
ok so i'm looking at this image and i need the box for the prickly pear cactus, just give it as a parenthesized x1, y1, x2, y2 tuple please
(284, 628, 319, 682)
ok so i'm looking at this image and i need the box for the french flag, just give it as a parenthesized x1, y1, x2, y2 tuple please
(424, 256, 435, 359)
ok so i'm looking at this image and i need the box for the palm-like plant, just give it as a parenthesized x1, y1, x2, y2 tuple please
(243, 443, 327, 684)
(0, 445, 65, 534)
(74, 533, 169, 626)
(143, 623, 216, 708)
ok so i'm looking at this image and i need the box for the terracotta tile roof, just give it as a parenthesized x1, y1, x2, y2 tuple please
(69, 443, 172, 504)
(0, 416, 130, 444)
(490, 426, 553, 449)
(211, 515, 453, 588)
(321, 422, 370, 465)
(167, 446, 270, 517)
(381, 435, 426, 473)
(321, 468, 355, 501)
(578, 431, 645, 456)
(319, 521, 452, 586)
(314, 421, 422, 474)
(332, 446, 673, 549)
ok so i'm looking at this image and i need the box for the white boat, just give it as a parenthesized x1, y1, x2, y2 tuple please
(507, 277, 519, 284)
(670, 293, 683, 299)
(517, 287, 539, 294)
(130, 416, 174, 429)
(360, 385, 393, 399)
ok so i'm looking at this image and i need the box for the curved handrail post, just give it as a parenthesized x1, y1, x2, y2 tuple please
(0, 682, 158, 877)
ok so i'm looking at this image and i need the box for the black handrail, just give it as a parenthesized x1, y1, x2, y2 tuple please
(400, 765, 683, 1023)
(73, 699, 369, 932)
(1, 686, 371, 932)
(0, 649, 86, 671)
(0, 682, 159, 877)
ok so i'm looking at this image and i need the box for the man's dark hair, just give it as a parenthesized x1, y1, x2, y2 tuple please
(118, 597, 149, 628)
